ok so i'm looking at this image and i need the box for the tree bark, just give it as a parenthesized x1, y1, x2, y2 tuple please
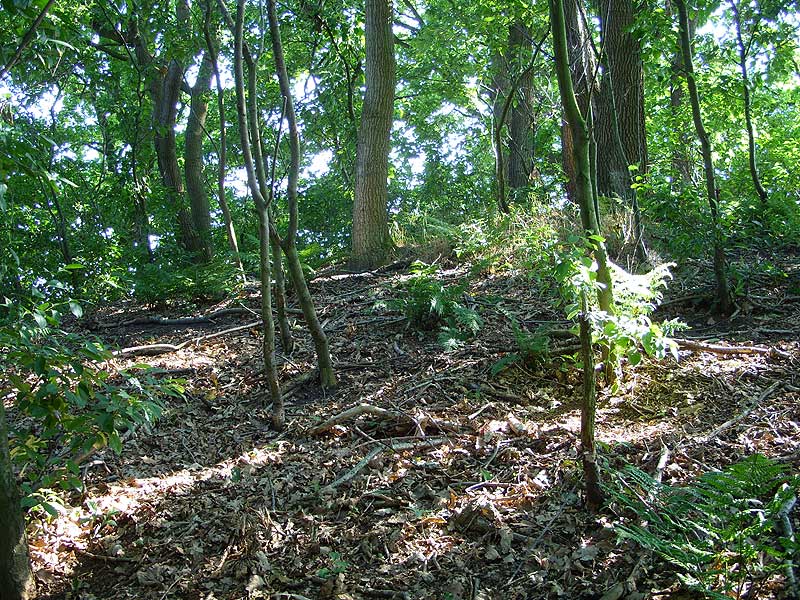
(507, 23, 536, 196)
(183, 49, 214, 263)
(0, 402, 35, 600)
(676, 0, 732, 314)
(351, 0, 395, 271)
(267, 0, 337, 389)
(594, 0, 647, 259)
(560, 0, 597, 206)
(730, 0, 768, 205)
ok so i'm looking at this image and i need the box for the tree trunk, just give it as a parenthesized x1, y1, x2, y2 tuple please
(579, 293, 602, 510)
(669, 10, 694, 189)
(267, 0, 337, 389)
(506, 23, 536, 197)
(560, 0, 597, 206)
(730, 0, 768, 205)
(0, 402, 35, 600)
(270, 219, 294, 355)
(232, 0, 283, 430)
(203, 1, 244, 275)
(183, 49, 214, 263)
(676, 0, 732, 314)
(351, 0, 395, 271)
(552, 0, 615, 509)
(594, 0, 647, 259)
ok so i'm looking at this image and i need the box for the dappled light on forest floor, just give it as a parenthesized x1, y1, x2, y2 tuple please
(20, 257, 800, 599)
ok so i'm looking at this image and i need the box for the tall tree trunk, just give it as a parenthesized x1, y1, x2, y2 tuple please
(267, 0, 337, 389)
(232, 0, 283, 430)
(560, 0, 597, 206)
(669, 11, 694, 188)
(0, 402, 35, 600)
(183, 50, 214, 263)
(351, 0, 395, 271)
(676, 0, 732, 314)
(594, 0, 647, 259)
(506, 23, 536, 197)
(203, 1, 244, 275)
(493, 22, 539, 212)
(552, 0, 615, 509)
(730, 0, 768, 205)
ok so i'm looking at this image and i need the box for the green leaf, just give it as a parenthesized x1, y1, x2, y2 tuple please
(33, 311, 47, 329)
(628, 349, 642, 366)
(68, 301, 83, 318)
(63, 263, 84, 270)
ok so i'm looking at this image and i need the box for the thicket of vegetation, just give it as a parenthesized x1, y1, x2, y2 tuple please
(1, 0, 799, 597)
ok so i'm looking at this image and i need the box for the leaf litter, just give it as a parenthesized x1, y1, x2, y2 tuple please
(23, 256, 800, 599)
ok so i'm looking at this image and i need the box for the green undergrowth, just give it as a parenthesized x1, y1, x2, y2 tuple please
(607, 454, 799, 599)
(0, 293, 184, 516)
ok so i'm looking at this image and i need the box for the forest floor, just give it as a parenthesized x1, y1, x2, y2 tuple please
(25, 248, 800, 600)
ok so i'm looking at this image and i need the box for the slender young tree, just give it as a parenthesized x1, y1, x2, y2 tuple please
(0, 402, 35, 600)
(266, 0, 336, 389)
(231, 0, 283, 430)
(351, 0, 395, 271)
(730, 0, 768, 205)
(551, 0, 615, 510)
(203, 1, 245, 275)
(676, 0, 732, 314)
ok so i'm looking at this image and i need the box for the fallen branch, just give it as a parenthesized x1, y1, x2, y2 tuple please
(703, 381, 782, 443)
(114, 321, 260, 357)
(97, 307, 253, 328)
(309, 403, 407, 435)
(321, 437, 447, 493)
(676, 338, 791, 358)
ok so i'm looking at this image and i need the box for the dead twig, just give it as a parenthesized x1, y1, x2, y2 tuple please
(703, 381, 782, 443)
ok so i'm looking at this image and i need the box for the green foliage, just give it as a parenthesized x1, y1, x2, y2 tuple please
(392, 261, 483, 350)
(607, 455, 799, 598)
(316, 551, 350, 579)
(134, 258, 243, 306)
(554, 235, 683, 373)
(0, 296, 183, 513)
(491, 312, 550, 376)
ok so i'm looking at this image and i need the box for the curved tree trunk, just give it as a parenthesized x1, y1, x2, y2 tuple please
(203, 3, 244, 275)
(267, 0, 337, 389)
(0, 402, 35, 600)
(560, 0, 597, 206)
(676, 0, 732, 314)
(183, 49, 214, 263)
(730, 0, 768, 205)
(552, 0, 615, 510)
(232, 0, 283, 430)
(351, 0, 395, 271)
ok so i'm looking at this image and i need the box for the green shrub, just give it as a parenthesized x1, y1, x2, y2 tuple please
(134, 258, 243, 306)
(0, 296, 183, 515)
(392, 261, 482, 350)
(607, 455, 799, 599)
